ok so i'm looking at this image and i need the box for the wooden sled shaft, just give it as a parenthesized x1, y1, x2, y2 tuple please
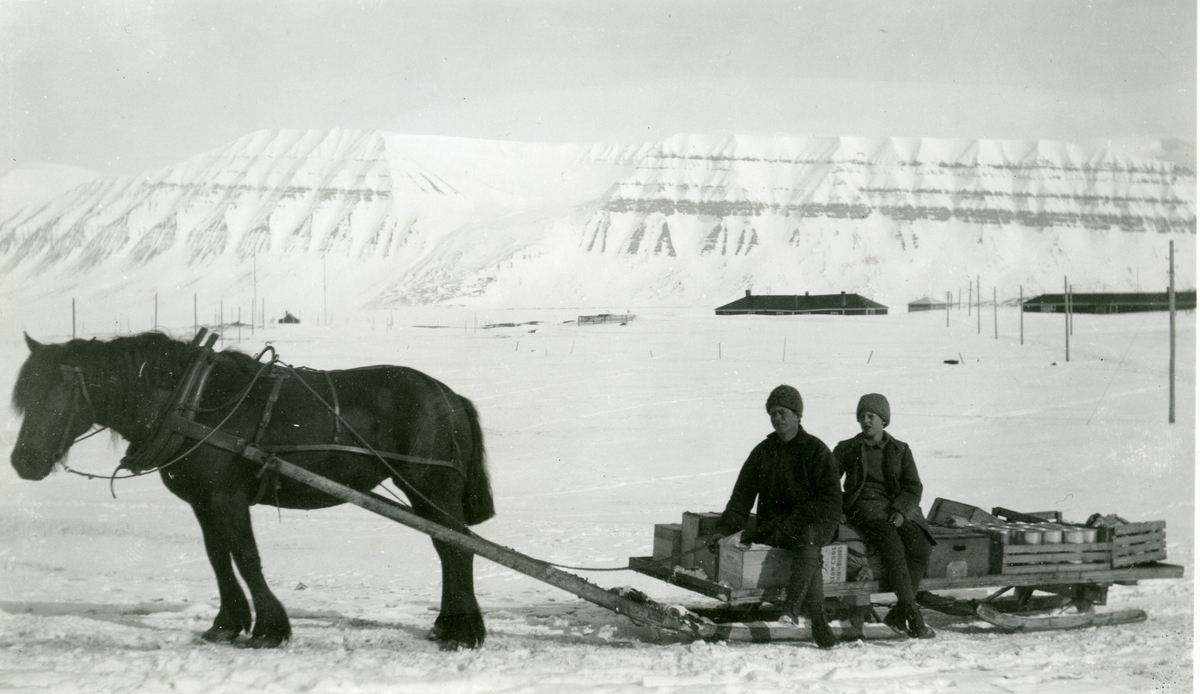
(257, 453, 699, 637)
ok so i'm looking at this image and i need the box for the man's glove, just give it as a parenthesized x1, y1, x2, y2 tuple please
(889, 511, 906, 527)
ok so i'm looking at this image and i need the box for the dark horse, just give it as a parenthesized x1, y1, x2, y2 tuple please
(10, 332, 495, 649)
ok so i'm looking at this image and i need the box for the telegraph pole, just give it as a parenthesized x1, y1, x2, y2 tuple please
(1019, 285, 1024, 345)
(1169, 240, 1176, 424)
(1063, 276, 1070, 362)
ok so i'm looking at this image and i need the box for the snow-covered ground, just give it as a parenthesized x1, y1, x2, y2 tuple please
(0, 305, 1193, 693)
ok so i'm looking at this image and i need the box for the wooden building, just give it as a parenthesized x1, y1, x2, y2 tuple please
(907, 296, 949, 312)
(1022, 291, 1196, 314)
(715, 290, 888, 316)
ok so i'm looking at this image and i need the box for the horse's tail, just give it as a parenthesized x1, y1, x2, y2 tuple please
(458, 396, 495, 526)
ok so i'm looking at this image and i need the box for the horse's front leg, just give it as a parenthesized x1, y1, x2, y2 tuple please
(192, 503, 251, 643)
(216, 494, 292, 648)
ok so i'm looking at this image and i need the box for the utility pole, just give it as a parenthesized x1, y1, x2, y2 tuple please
(945, 291, 950, 327)
(1169, 240, 1176, 424)
(1063, 276, 1070, 362)
(1019, 285, 1024, 345)
(976, 276, 981, 334)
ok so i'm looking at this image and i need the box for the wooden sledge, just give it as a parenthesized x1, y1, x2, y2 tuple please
(628, 501, 1184, 639)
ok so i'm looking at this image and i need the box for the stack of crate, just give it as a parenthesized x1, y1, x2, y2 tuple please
(926, 497, 1170, 575)
(1110, 521, 1167, 568)
(650, 511, 847, 589)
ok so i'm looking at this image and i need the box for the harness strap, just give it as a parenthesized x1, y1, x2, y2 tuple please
(253, 370, 289, 448)
(120, 349, 217, 472)
(159, 414, 464, 476)
(251, 370, 290, 505)
(323, 371, 344, 444)
(55, 366, 93, 460)
(259, 444, 462, 472)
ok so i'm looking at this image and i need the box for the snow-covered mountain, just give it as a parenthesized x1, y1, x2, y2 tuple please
(0, 129, 1193, 314)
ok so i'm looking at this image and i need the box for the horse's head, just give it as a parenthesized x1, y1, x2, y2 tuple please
(10, 334, 97, 480)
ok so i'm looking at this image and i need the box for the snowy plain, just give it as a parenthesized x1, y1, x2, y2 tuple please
(0, 302, 1193, 693)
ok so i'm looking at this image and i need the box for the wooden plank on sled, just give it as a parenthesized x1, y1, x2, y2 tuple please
(975, 604, 1146, 632)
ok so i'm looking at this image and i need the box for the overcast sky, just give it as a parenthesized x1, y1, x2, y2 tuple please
(1, 0, 1195, 176)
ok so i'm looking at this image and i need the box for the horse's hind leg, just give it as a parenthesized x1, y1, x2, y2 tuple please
(192, 503, 252, 643)
(406, 481, 485, 649)
(427, 539, 485, 649)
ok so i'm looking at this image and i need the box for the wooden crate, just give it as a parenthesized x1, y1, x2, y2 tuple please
(1001, 542, 1111, 574)
(1111, 521, 1167, 568)
(681, 512, 722, 577)
(926, 527, 1000, 578)
(717, 541, 848, 590)
(652, 523, 682, 564)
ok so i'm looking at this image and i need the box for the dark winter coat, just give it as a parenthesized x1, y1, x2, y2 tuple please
(834, 431, 933, 538)
(714, 427, 842, 544)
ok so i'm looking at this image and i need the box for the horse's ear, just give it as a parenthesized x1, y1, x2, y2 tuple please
(24, 333, 45, 353)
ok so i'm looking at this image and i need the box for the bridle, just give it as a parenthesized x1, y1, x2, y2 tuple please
(54, 365, 103, 463)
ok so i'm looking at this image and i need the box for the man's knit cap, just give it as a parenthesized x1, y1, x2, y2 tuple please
(765, 385, 803, 418)
(856, 393, 891, 427)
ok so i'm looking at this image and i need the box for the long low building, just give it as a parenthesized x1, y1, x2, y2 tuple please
(716, 290, 888, 316)
(1022, 291, 1197, 314)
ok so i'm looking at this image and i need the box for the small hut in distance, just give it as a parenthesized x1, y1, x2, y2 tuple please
(279, 311, 301, 324)
(907, 296, 949, 312)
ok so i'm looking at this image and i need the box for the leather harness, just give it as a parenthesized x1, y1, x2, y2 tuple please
(115, 329, 464, 487)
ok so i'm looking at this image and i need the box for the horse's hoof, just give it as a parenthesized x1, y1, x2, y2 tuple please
(429, 613, 486, 649)
(200, 626, 241, 644)
(240, 635, 286, 649)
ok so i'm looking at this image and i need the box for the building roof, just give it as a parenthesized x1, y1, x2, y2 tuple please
(907, 296, 946, 306)
(716, 292, 887, 312)
(1023, 291, 1196, 306)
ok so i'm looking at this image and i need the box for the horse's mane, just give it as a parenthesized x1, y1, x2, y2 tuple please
(12, 332, 241, 415)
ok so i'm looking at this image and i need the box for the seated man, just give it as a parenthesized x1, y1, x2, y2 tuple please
(834, 393, 935, 639)
(703, 385, 842, 648)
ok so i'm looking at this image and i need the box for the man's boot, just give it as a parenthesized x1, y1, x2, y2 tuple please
(906, 605, 936, 639)
(807, 603, 837, 649)
(883, 601, 912, 635)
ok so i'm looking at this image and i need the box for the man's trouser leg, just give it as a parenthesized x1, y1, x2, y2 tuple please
(854, 519, 915, 603)
(780, 522, 839, 647)
(855, 518, 935, 637)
